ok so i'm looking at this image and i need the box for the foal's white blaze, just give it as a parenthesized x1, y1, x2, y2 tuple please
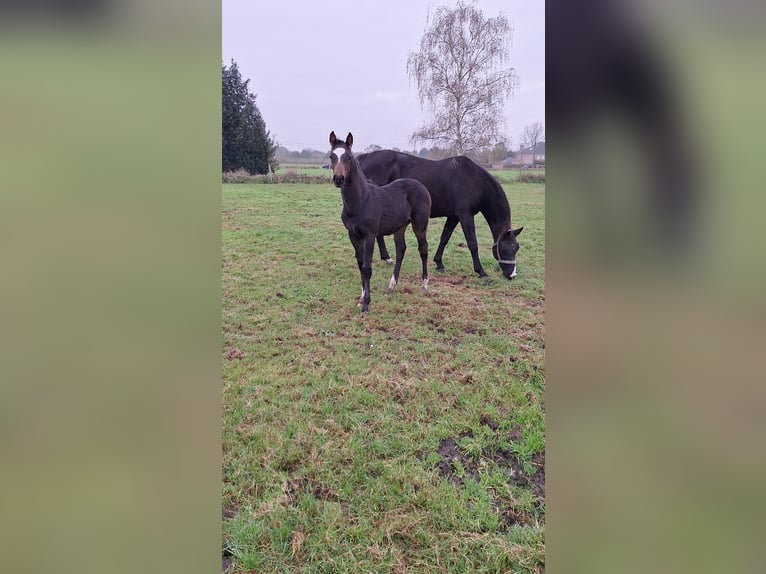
(388, 275, 397, 290)
(421, 277, 429, 290)
(332, 147, 346, 160)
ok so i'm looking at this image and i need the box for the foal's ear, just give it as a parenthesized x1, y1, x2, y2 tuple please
(329, 131, 337, 146)
(345, 132, 353, 149)
(512, 227, 523, 237)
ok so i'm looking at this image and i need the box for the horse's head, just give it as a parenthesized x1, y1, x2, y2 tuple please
(329, 131, 354, 188)
(493, 227, 523, 279)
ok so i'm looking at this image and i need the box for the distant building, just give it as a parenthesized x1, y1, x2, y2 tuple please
(494, 142, 545, 168)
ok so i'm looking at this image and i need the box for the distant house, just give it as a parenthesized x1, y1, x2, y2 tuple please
(495, 142, 545, 168)
(517, 142, 545, 166)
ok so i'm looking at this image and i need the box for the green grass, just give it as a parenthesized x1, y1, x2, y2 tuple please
(277, 164, 329, 175)
(222, 179, 545, 573)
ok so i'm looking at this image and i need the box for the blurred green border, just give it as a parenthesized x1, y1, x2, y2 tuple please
(0, 8, 222, 574)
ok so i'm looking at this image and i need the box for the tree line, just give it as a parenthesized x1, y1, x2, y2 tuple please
(222, 60, 277, 174)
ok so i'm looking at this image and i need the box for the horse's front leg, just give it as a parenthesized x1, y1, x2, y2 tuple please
(433, 217, 459, 272)
(459, 215, 488, 277)
(377, 235, 393, 265)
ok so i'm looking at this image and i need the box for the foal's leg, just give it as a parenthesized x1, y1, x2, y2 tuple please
(376, 235, 394, 265)
(433, 217, 459, 272)
(387, 228, 407, 295)
(458, 214, 488, 277)
(413, 224, 429, 290)
(350, 233, 366, 307)
(360, 235, 374, 313)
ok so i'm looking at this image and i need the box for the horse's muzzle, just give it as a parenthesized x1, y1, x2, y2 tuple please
(501, 263, 517, 280)
(333, 175, 345, 187)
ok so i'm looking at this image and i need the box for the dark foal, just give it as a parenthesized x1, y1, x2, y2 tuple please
(329, 131, 431, 314)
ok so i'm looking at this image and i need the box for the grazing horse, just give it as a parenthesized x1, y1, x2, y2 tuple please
(329, 131, 431, 314)
(356, 150, 523, 279)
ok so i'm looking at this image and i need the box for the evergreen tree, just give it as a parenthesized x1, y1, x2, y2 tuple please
(222, 60, 277, 174)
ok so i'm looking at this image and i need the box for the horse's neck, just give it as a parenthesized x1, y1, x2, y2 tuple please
(484, 185, 512, 239)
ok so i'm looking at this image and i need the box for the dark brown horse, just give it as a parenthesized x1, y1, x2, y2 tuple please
(329, 131, 431, 314)
(357, 150, 523, 279)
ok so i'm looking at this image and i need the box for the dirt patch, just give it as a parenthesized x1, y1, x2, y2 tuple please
(434, 418, 545, 528)
(225, 347, 246, 360)
(222, 506, 237, 572)
(479, 413, 500, 431)
(222, 548, 234, 573)
(284, 477, 339, 504)
(440, 275, 467, 285)
(436, 436, 479, 486)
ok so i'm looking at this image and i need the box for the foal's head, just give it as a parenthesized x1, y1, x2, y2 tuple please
(493, 227, 524, 279)
(329, 131, 355, 188)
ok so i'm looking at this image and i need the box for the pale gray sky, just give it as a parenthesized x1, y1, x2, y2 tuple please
(222, 0, 544, 152)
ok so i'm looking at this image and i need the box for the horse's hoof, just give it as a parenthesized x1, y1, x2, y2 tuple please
(385, 258, 394, 265)
(386, 288, 394, 295)
(421, 278, 429, 291)
(435, 264, 446, 273)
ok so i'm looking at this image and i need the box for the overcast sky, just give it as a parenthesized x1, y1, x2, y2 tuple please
(222, 0, 544, 152)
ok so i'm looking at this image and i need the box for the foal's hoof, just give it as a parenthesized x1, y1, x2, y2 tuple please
(385, 258, 394, 265)
(386, 288, 394, 295)
(435, 264, 446, 273)
(421, 278, 429, 291)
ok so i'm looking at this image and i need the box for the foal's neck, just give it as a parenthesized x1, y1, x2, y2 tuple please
(341, 156, 369, 211)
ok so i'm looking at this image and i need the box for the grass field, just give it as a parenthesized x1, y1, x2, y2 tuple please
(222, 178, 545, 573)
(277, 164, 330, 175)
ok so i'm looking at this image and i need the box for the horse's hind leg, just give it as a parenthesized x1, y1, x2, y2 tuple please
(413, 224, 429, 290)
(433, 217, 458, 272)
(387, 229, 406, 295)
(377, 235, 394, 265)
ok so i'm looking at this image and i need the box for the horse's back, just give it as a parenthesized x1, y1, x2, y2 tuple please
(359, 150, 496, 217)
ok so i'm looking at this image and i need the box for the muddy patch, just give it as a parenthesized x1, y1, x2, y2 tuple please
(222, 506, 237, 572)
(434, 417, 545, 528)
(283, 477, 339, 504)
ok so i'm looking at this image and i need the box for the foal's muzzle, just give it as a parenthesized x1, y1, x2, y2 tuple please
(333, 174, 345, 187)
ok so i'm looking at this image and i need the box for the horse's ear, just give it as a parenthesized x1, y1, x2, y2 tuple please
(512, 227, 523, 237)
(345, 132, 353, 149)
(329, 131, 337, 146)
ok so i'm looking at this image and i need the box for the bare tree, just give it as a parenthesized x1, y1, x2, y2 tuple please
(520, 122, 544, 167)
(407, 1, 518, 155)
